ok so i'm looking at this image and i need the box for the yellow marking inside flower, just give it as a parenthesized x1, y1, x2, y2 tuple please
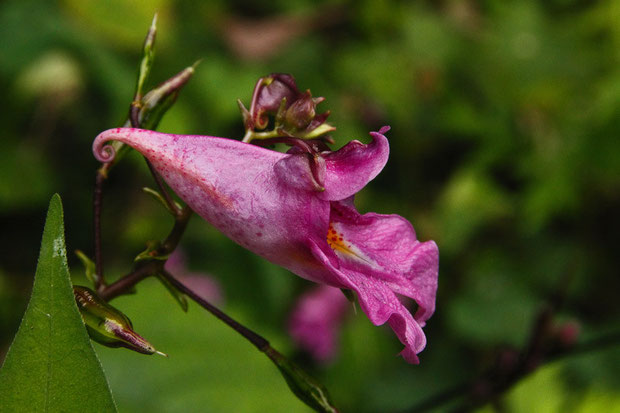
(327, 223, 373, 265)
(327, 224, 353, 254)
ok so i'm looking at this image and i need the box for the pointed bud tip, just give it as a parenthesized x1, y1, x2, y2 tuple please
(191, 59, 202, 70)
(145, 13, 158, 47)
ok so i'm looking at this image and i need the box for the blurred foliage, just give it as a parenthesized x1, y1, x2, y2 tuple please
(1, 0, 619, 411)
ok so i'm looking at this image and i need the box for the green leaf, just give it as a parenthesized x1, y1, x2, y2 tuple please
(0, 194, 117, 412)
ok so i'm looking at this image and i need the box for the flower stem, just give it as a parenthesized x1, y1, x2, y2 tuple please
(97, 263, 156, 302)
(242, 129, 283, 143)
(98, 206, 192, 301)
(93, 168, 107, 291)
(99, 254, 339, 412)
(96, 197, 265, 350)
(160, 269, 270, 351)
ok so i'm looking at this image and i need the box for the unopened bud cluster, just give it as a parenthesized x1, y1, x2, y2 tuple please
(239, 74, 335, 143)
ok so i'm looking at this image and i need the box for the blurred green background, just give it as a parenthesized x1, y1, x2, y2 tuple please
(1, 0, 619, 412)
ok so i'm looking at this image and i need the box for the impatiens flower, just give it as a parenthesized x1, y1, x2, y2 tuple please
(93, 126, 439, 363)
(288, 285, 351, 363)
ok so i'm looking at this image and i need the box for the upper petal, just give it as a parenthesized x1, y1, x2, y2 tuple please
(318, 126, 391, 201)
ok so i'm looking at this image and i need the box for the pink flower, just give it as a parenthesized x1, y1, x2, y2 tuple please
(288, 285, 350, 363)
(93, 126, 439, 363)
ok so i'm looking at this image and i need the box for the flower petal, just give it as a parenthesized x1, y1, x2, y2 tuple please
(319, 126, 390, 201)
(328, 200, 439, 324)
(274, 152, 326, 192)
(387, 240, 438, 324)
(308, 239, 426, 363)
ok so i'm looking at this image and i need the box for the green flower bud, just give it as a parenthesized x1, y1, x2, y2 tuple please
(73, 286, 166, 356)
(265, 347, 338, 413)
(138, 63, 197, 130)
(134, 13, 158, 100)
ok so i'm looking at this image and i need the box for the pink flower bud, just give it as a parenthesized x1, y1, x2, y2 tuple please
(250, 73, 300, 130)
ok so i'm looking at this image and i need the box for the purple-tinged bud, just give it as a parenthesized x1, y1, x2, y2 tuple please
(307, 110, 331, 133)
(240, 73, 336, 142)
(285, 90, 316, 130)
(74, 286, 166, 356)
(250, 73, 301, 130)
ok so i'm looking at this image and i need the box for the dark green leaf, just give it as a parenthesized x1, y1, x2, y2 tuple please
(0, 194, 117, 412)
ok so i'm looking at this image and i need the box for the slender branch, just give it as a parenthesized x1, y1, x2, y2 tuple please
(98, 262, 156, 301)
(93, 164, 111, 292)
(160, 206, 192, 251)
(130, 103, 141, 129)
(95, 201, 269, 352)
(160, 269, 270, 351)
(98, 206, 192, 302)
(407, 327, 620, 413)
